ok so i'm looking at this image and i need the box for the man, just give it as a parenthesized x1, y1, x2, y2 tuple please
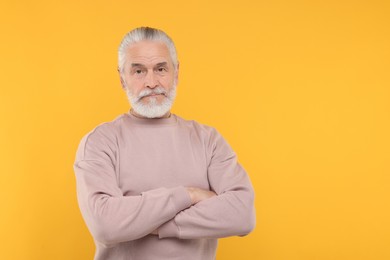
(74, 27, 255, 260)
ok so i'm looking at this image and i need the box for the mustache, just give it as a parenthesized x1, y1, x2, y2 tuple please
(136, 87, 167, 101)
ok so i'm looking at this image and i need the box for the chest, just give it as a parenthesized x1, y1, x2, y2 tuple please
(117, 126, 210, 195)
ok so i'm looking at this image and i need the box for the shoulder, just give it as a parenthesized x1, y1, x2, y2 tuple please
(175, 115, 218, 136)
(175, 116, 236, 163)
(83, 114, 126, 141)
(174, 115, 226, 147)
(76, 114, 127, 159)
(175, 114, 215, 133)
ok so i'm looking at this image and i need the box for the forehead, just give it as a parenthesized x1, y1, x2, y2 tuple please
(125, 40, 172, 66)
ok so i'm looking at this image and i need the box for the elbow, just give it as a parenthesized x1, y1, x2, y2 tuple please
(240, 207, 256, 236)
(219, 188, 256, 237)
(85, 205, 127, 247)
(86, 209, 144, 247)
(228, 201, 255, 237)
(89, 220, 121, 248)
(83, 195, 140, 246)
(235, 189, 256, 236)
(226, 206, 256, 237)
(236, 190, 256, 236)
(225, 200, 256, 237)
(81, 199, 123, 247)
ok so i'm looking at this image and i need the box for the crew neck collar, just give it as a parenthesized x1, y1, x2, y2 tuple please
(125, 111, 178, 126)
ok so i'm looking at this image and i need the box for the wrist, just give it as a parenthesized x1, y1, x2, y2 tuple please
(186, 187, 195, 205)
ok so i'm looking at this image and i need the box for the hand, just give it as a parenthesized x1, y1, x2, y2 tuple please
(150, 229, 158, 235)
(186, 187, 217, 205)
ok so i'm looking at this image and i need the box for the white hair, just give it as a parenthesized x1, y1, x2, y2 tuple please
(118, 27, 178, 74)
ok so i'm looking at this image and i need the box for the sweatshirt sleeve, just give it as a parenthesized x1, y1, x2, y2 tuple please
(74, 125, 192, 247)
(158, 128, 256, 239)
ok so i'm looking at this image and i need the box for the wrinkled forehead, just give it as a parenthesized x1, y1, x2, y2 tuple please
(125, 40, 173, 67)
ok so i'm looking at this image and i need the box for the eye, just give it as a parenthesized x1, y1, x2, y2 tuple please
(157, 67, 167, 72)
(131, 68, 146, 76)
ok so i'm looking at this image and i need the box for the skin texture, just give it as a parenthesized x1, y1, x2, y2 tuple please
(120, 40, 178, 118)
(120, 40, 217, 235)
(186, 187, 217, 205)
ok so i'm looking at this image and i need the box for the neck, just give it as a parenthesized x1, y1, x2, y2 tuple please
(130, 108, 171, 119)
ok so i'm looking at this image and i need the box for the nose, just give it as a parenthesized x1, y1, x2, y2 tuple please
(144, 70, 158, 89)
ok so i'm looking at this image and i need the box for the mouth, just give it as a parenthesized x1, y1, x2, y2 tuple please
(141, 93, 166, 99)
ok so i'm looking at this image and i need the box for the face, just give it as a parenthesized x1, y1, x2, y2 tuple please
(121, 40, 178, 118)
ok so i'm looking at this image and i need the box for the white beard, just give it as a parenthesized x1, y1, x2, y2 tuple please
(126, 85, 177, 118)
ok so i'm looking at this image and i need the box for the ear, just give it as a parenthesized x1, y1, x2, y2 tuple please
(120, 76, 126, 90)
(118, 68, 126, 90)
(175, 62, 180, 83)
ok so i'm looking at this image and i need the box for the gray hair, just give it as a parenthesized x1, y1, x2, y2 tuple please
(118, 27, 178, 74)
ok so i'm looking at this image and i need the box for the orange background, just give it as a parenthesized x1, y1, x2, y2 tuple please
(0, 0, 389, 259)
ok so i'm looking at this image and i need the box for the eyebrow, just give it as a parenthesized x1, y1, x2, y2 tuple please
(155, 62, 168, 67)
(130, 63, 145, 68)
(130, 62, 168, 68)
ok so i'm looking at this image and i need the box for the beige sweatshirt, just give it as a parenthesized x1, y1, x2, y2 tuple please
(74, 112, 255, 260)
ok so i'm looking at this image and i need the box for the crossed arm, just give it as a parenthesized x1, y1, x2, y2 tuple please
(74, 128, 255, 246)
(150, 187, 217, 235)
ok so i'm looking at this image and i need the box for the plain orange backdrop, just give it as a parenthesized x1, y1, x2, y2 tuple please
(0, 0, 389, 259)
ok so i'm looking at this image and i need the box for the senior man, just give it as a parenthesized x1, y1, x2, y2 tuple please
(74, 27, 255, 260)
